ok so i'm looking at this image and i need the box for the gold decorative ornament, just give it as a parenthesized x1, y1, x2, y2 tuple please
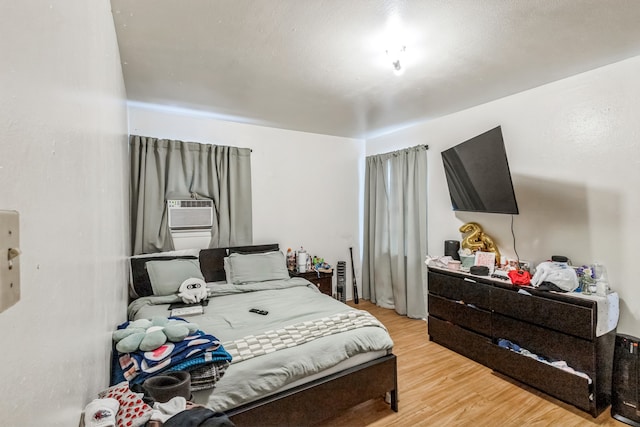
(459, 222, 501, 265)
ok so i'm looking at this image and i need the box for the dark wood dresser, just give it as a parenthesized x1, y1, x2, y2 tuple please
(427, 266, 616, 417)
(289, 269, 333, 296)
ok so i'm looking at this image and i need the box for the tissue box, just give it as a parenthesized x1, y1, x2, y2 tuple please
(460, 255, 475, 270)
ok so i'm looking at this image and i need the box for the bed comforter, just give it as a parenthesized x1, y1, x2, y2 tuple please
(128, 278, 394, 412)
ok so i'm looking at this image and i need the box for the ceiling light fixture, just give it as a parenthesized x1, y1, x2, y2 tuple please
(386, 45, 406, 76)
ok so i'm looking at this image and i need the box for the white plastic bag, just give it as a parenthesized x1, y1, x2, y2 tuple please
(530, 261, 578, 292)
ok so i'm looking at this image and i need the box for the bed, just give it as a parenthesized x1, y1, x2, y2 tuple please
(124, 243, 398, 426)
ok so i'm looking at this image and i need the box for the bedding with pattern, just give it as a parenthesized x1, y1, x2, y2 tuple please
(126, 249, 394, 413)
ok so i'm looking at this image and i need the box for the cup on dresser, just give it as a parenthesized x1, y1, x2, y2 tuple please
(297, 251, 308, 273)
(447, 260, 461, 271)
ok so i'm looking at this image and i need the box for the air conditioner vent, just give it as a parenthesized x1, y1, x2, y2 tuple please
(167, 199, 213, 230)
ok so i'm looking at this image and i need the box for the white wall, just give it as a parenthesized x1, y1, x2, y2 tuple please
(128, 105, 365, 299)
(0, 1, 129, 426)
(367, 56, 640, 336)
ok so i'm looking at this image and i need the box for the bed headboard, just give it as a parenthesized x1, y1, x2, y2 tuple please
(129, 243, 279, 298)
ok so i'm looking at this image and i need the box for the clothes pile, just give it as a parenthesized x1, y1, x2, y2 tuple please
(497, 338, 591, 383)
(84, 385, 235, 427)
(110, 317, 232, 390)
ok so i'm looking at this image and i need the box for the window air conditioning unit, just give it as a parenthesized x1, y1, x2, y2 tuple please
(167, 199, 213, 230)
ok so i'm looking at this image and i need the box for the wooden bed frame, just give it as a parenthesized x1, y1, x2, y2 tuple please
(130, 243, 399, 425)
(227, 353, 398, 426)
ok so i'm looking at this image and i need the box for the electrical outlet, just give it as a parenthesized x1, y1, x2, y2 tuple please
(0, 210, 20, 313)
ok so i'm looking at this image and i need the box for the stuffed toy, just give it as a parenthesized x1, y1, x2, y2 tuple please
(113, 316, 199, 353)
(178, 277, 208, 304)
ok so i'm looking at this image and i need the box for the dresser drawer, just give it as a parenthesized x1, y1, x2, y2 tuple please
(290, 271, 333, 296)
(428, 270, 463, 300)
(428, 270, 491, 309)
(428, 315, 492, 366)
(489, 344, 592, 413)
(492, 313, 595, 375)
(428, 294, 491, 336)
(309, 276, 332, 296)
(491, 286, 594, 340)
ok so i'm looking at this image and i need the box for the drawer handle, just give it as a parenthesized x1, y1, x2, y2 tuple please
(464, 277, 476, 283)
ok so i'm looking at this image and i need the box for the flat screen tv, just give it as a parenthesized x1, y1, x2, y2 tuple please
(441, 126, 519, 214)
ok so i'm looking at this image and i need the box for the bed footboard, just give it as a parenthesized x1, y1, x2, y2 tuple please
(226, 353, 398, 426)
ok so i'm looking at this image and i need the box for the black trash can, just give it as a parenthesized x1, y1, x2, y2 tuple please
(444, 240, 460, 260)
(612, 333, 640, 426)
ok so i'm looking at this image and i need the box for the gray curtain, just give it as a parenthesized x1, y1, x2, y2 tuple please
(130, 135, 252, 255)
(362, 145, 428, 318)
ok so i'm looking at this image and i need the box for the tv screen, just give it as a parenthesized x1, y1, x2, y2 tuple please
(441, 126, 519, 214)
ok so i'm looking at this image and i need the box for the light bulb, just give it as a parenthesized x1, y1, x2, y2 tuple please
(386, 46, 406, 76)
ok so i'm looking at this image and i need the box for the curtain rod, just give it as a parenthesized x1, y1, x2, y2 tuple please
(368, 144, 428, 158)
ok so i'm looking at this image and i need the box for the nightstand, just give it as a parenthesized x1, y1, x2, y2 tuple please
(289, 270, 333, 296)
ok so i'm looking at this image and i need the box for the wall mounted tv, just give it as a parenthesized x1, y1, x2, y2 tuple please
(441, 126, 519, 215)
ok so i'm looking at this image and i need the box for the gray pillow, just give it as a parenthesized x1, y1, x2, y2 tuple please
(227, 251, 289, 285)
(146, 258, 205, 296)
(223, 257, 232, 284)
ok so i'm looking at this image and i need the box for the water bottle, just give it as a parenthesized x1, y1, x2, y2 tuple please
(297, 247, 307, 273)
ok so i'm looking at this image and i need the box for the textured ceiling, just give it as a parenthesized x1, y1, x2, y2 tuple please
(110, 0, 640, 139)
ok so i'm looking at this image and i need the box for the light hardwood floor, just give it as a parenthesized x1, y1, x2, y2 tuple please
(315, 300, 626, 427)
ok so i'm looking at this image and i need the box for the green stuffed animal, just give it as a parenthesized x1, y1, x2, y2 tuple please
(112, 316, 199, 353)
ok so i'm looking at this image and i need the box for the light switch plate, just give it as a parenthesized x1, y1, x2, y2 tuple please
(0, 210, 20, 313)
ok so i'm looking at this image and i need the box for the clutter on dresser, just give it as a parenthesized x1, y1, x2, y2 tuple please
(442, 223, 503, 273)
(433, 226, 615, 296)
(286, 246, 332, 274)
(459, 222, 501, 265)
(528, 258, 612, 296)
(427, 249, 600, 295)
